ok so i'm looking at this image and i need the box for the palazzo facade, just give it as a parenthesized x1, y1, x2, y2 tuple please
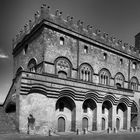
(3, 5, 140, 135)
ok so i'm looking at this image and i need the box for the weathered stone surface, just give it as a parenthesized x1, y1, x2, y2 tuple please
(3, 3, 140, 136)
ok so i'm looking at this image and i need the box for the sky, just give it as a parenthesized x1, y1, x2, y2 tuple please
(1, 0, 140, 103)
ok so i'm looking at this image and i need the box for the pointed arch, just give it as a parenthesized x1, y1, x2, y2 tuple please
(99, 68, 111, 85)
(114, 72, 125, 88)
(118, 96, 132, 107)
(103, 94, 118, 105)
(16, 66, 24, 76)
(27, 58, 37, 72)
(56, 95, 76, 131)
(130, 76, 139, 91)
(59, 89, 76, 101)
(54, 56, 72, 78)
(85, 91, 103, 103)
(79, 63, 93, 82)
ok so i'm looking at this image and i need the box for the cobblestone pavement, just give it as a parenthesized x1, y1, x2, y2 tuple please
(0, 132, 140, 140)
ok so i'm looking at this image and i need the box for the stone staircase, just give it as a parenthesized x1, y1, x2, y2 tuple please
(0, 107, 17, 133)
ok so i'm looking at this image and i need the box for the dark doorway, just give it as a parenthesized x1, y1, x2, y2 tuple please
(102, 100, 112, 129)
(82, 99, 97, 131)
(58, 117, 65, 132)
(56, 96, 76, 131)
(117, 103, 127, 129)
(116, 118, 120, 130)
(102, 118, 105, 130)
(82, 117, 88, 130)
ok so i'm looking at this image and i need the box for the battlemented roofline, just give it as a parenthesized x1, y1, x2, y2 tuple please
(12, 4, 140, 59)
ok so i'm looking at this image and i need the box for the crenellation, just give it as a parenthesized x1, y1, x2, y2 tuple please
(117, 39, 122, 46)
(40, 5, 50, 20)
(34, 11, 40, 24)
(66, 16, 74, 26)
(77, 20, 84, 34)
(24, 24, 28, 34)
(16, 34, 20, 41)
(103, 32, 109, 40)
(87, 25, 93, 34)
(110, 36, 116, 44)
(55, 9, 59, 17)
(95, 29, 101, 36)
(124, 43, 128, 48)
(121, 44, 125, 51)
(12, 4, 140, 59)
(29, 20, 34, 31)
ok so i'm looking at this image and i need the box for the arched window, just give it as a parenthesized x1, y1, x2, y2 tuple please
(132, 62, 137, 70)
(55, 57, 71, 78)
(130, 77, 139, 91)
(115, 73, 125, 88)
(27, 58, 37, 72)
(84, 45, 88, 54)
(99, 69, 110, 85)
(60, 37, 64, 45)
(16, 67, 23, 76)
(103, 53, 107, 60)
(80, 63, 93, 82)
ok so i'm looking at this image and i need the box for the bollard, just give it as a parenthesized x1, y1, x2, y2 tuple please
(130, 127, 133, 132)
(134, 126, 137, 132)
(48, 129, 51, 136)
(114, 127, 117, 133)
(76, 129, 79, 135)
(107, 127, 111, 134)
(83, 128, 87, 135)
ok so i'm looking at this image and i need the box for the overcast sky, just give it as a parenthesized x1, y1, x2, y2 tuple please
(0, 0, 140, 103)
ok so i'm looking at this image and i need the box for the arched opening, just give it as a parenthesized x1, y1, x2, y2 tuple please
(82, 99, 97, 131)
(58, 117, 65, 132)
(27, 58, 37, 72)
(115, 73, 124, 88)
(116, 83, 121, 88)
(131, 102, 138, 127)
(102, 100, 112, 129)
(5, 101, 16, 113)
(82, 117, 88, 130)
(99, 68, 111, 85)
(79, 63, 93, 82)
(58, 71, 67, 79)
(16, 67, 23, 77)
(117, 103, 127, 129)
(116, 118, 120, 130)
(55, 57, 72, 78)
(56, 96, 76, 131)
(102, 118, 105, 130)
(130, 77, 138, 91)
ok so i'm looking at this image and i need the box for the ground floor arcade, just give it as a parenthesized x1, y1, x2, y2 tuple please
(18, 91, 138, 135)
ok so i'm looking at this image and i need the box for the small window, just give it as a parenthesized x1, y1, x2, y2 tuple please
(120, 59, 123, 65)
(84, 45, 88, 54)
(24, 44, 28, 54)
(60, 37, 64, 45)
(103, 53, 107, 60)
(132, 62, 137, 70)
